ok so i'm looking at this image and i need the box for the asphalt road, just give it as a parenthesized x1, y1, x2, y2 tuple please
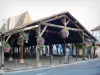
(5, 59, 100, 75)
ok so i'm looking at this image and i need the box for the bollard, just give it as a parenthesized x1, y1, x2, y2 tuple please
(68, 56, 69, 63)
(50, 56, 53, 65)
(50, 57, 52, 65)
(59, 57, 61, 64)
(15, 60, 18, 68)
(26, 61, 28, 67)
(76, 57, 77, 61)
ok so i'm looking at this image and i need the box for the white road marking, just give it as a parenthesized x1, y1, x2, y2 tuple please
(36, 73, 46, 75)
(5, 58, 100, 74)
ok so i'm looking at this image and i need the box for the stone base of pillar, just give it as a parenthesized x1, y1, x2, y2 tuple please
(8, 57, 13, 61)
(36, 61, 42, 67)
(20, 59, 24, 63)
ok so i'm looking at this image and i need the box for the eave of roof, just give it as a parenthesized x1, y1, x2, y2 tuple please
(91, 25, 100, 31)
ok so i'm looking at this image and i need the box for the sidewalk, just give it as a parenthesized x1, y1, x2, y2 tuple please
(4, 56, 96, 72)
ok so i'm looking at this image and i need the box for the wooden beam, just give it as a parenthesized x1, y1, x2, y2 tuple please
(64, 15, 95, 40)
(64, 16, 66, 26)
(65, 20, 70, 27)
(45, 30, 59, 34)
(64, 15, 83, 29)
(60, 17, 70, 27)
(5, 25, 38, 36)
(42, 15, 65, 23)
(23, 25, 38, 31)
(40, 22, 82, 31)
(82, 31, 84, 42)
(6, 35, 11, 42)
(73, 23, 85, 41)
(84, 33, 89, 38)
(40, 26, 47, 37)
(60, 17, 65, 25)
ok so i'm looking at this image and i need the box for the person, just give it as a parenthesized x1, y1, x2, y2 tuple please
(66, 45, 70, 56)
(58, 44, 62, 55)
(87, 45, 91, 59)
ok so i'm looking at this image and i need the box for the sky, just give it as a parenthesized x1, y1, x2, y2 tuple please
(0, 0, 100, 32)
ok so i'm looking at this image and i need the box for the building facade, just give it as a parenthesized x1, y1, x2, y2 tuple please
(91, 25, 100, 57)
(91, 25, 100, 44)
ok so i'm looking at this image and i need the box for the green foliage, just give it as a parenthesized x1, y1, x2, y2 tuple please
(2, 41, 10, 49)
(77, 43, 84, 49)
(37, 37, 45, 51)
(2, 41, 10, 53)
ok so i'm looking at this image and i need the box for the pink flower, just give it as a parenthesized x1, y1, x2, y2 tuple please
(4, 48, 10, 53)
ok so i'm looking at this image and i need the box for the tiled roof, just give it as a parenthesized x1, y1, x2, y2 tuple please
(0, 11, 33, 33)
(91, 25, 100, 31)
(14, 11, 33, 28)
(0, 24, 6, 33)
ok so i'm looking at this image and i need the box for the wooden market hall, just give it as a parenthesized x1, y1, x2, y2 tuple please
(2, 11, 96, 64)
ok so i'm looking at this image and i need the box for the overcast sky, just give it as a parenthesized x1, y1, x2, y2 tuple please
(0, 0, 100, 32)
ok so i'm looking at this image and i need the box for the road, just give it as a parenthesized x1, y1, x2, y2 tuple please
(5, 59, 100, 75)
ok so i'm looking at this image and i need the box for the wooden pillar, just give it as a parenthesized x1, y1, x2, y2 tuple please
(82, 31, 85, 60)
(49, 44, 53, 57)
(67, 44, 70, 62)
(72, 43, 74, 56)
(56, 45, 59, 55)
(49, 44, 53, 65)
(18, 47, 19, 54)
(36, 25, 41, 67)
(8, 47, 13, 61)
(36, 46, 40, 62)
(75, 43, 78, 61)
(18, 47, 20, 56)
(34, 46, 36, 55)
(93, 42, 96, 58)
(62, 42, 66, 59)
(20, 42, 24, 63)
(30, 46, 32, 55)
(62, 44, 66, 56)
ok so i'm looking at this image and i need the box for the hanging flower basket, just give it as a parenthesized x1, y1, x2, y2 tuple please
(60, 28, 69, 39)
(37, 37, 45, 50)
(2, 41, 10, 53)
(17, 32, 29, 45)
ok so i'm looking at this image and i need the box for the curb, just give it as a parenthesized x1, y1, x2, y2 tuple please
(5, 58, 100, 73)
(5, 65, 51, 72)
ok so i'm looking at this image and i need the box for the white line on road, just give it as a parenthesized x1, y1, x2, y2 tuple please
(36, 73, 46, 75)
